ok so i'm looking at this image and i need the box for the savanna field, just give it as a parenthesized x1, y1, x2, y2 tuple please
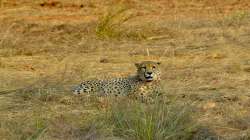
(0, 0, 250, 139)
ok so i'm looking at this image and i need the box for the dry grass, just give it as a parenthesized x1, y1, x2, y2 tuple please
(103, 98, 197, 140)
(0, 0, 250, 139)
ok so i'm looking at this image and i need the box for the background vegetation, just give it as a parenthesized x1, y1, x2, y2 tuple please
(0, 0, 250, 139)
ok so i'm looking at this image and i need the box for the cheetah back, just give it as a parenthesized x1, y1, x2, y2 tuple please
(73, 77, 138, 96)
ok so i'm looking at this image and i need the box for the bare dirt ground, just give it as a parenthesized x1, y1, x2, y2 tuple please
(0, 0, 250, 139)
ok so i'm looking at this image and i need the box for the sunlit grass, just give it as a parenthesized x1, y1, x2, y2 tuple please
(97, 98, 197, 140)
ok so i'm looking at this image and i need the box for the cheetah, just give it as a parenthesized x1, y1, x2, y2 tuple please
(73, 61, 162, 102)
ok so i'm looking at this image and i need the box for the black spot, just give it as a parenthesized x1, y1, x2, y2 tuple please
(100, 58, 109, 63)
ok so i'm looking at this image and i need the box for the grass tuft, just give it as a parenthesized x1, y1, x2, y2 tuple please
(28, 124, 47, 140)
(95, 5, 134, 40)
(97, 98, 197, 140)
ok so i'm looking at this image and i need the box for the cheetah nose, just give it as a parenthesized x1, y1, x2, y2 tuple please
(147, 72, 152, 75)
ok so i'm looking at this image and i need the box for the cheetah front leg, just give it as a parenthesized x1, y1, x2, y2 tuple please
(136, 86, 163, 103)
(130, 90, 154, 103)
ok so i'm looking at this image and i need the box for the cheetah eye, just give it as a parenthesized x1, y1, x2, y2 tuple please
(152, 66, 156, 69)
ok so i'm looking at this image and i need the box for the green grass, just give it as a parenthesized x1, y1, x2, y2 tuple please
(1, 1, 250, 139)
(4, 88, 198, 140)
(95, 5, 141, 40)
(96, 98, 197, 140)
(220, 10, 250, 27)
(28, 122, 47, 140)
(95, 6, 131, 39)
(0, 116, 48, 140)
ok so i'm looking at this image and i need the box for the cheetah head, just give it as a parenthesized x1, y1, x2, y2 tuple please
(135, 61, 161, 82)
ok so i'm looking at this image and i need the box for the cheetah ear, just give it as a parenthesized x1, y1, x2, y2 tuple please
(135, 63, 140, 68)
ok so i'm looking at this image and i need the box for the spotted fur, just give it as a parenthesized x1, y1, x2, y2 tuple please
(73, 61, 162, 102)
